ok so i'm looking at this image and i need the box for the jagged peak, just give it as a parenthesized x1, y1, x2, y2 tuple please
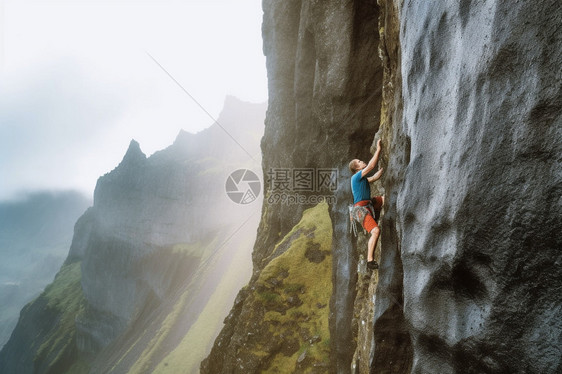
(173, 129, 195, 145)
(120, 139, 146, 166)
(125, 139, 145, 157)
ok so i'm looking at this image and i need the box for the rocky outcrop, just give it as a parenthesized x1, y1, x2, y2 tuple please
(73, 97, 265, 356)
(207, 1, 561, 373)
(75, 137, 200, 352)
(203, 1, 383, 373)
(372, 1, 562, 373)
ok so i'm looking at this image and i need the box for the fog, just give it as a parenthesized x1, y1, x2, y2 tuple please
(0, 0, 267, 201)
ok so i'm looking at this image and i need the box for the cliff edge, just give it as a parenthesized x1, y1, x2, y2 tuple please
(205, 1, 561, 373)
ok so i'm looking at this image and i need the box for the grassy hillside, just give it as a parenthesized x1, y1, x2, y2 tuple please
(151, 236, 254, 374)
(255, 201, 332, 372)
(36, 262, 89, 374)
(3, 223, 258, 374)
(86, 220, 257, 374)
(0, 261, 88, 374)
(0, 191, 90, 349)
(202, 201, 333, 373)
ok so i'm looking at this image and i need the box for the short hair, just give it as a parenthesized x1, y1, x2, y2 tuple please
(349, 159, 358, 173)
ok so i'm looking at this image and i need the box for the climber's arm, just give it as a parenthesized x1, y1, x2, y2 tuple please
(361, 139, 382, 178)
(367, 168, 384, 183)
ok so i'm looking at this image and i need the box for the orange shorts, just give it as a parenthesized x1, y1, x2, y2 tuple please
(354, 196, 383, 233)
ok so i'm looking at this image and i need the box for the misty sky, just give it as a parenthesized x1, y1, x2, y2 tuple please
(0, 0, 267, 201)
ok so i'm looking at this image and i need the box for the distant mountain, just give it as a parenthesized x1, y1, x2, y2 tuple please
(0, 191, 91, 349)
(0, 96, 266, 373)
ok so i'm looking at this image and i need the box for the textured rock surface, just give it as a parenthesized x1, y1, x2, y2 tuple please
(203, 1, 383, 373)
(371, 0, 562, 373)
(207, 1, 561, 374)
(364, 1, 415, 373)
(261, 2, 382, 372)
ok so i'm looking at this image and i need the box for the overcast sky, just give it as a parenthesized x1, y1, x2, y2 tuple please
(0, 0, 268, 201)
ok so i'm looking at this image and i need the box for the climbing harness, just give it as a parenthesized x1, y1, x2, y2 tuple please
(348, 205, 359, 237)
(348, 202, 376, 237)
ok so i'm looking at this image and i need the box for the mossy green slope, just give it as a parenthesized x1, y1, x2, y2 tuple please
(88, 239, 215, 373)
(0, 261, 88, 374)
(89, 224, 257, 374)
(204, 201, 333, 373)
(151, 236, 254, 374)
(257, 201, 333, 373)
(35, 261, 87, 374)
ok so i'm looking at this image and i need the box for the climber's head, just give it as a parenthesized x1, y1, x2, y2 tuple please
(349, 159, 366, 173)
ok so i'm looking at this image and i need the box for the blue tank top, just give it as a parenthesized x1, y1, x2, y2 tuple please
(351, 170, 370, 204)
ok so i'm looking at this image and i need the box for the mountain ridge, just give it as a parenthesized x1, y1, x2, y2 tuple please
(0, 96, 266, 373)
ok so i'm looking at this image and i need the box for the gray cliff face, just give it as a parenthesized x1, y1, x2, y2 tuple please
(73, 98, 266, 354)
(397, 1, 561, 372)
(206, 1, 561, 373)
(372, 0, 562, 373)
(261, 4, 383, 372)
(76, 138, 198, 351)
(203, 1, 382, 373)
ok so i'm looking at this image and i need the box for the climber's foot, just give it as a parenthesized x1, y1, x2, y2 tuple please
(367, 260, 379, 270)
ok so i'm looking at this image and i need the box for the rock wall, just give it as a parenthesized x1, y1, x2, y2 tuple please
(371, 0, 562, 373)
(261, 3, 383, 372)
(366, 0, 414, 372)
(203, 1, 384, 373)
(208, 0, 561, 373)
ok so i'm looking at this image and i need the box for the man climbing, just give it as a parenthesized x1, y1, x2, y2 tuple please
(349, 139, 385, 270)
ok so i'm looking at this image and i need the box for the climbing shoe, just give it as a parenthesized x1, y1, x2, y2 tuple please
(367, 260, 379, 270)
